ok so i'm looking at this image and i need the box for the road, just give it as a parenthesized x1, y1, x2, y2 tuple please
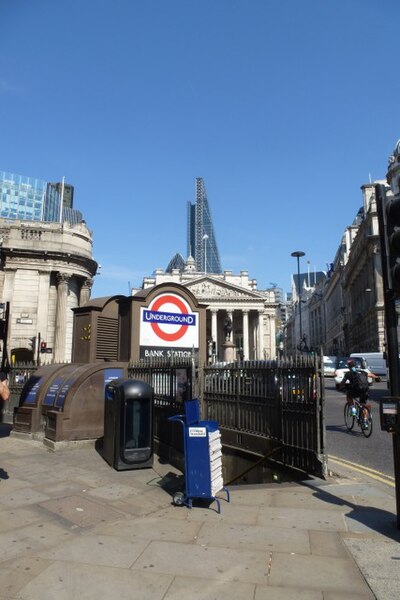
(324, 377, 396, 483)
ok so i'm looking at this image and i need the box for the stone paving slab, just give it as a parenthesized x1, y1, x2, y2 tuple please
(0, 520, 74, 563)
(0, 506, 46, 534)
(269, 489, 349, 510)
(37, 533, 150, 568)
(183, 499, 260, 524)
(15, 561, 174, 600)
(309, 530, 349, 557)
(163, 574, 257, 599)
(257, 505, 347, 531)
(254, 587, 324, 600)
(31, 479, 87, 498)
(93, 514, 202, 543)
(131, 539, 270, 585)
(107, 493, 170, 517)
(0, 555, 53, 598)
(38, 494, 126, 528)
(0, 486, 52, 509)
(268, 552, 375, 596)
(314, 482, 393, 499)
(196, 520, 311, 553)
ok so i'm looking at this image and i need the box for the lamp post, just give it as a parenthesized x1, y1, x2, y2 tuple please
(203, 234, 209, 274)
(291, 250, 305, 348)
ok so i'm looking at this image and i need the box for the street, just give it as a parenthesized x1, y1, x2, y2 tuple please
(324, 376, 396, 482)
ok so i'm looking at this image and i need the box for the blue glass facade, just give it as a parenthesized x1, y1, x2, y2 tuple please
(187, 178, 222, 274)
(0, 171, 82, 225)
(0, 171, 46, 221)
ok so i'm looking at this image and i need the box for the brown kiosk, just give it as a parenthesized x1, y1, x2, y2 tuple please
(14, 284, 207, 447)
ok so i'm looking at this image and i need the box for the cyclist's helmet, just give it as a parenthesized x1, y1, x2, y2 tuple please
(347, 359, 356, 368)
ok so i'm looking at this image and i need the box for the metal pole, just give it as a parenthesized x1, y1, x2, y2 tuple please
(297, 256, 303, 342)
(376, 184, 400, 529)
(203, 234, 208, 274)
(291, 251, 305, 348)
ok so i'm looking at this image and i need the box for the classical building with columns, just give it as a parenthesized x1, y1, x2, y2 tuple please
(0, 220, 97, 364)
(140, 257, 278, 361)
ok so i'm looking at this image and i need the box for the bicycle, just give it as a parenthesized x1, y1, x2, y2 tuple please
(344, 398, 373, 437)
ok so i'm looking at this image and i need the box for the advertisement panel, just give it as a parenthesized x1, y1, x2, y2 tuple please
(139, 292, 199, 359)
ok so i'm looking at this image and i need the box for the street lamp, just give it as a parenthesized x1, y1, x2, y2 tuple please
(203, 234, 209, 274)
(291, 250, 305, 347)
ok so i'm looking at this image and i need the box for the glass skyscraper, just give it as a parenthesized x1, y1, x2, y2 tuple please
(0, 171, 82, 225)
(187, 177, 221, 274)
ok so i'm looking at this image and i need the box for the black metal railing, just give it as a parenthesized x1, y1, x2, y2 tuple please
(3, 355, 326, 477)
(1, 362, 38, 423)
(203, 355, 326, 477)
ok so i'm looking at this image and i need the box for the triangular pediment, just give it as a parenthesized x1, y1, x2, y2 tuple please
(184, 276, 264, 300)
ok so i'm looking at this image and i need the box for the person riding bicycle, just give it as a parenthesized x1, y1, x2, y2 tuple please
(339, 359, 377, 428)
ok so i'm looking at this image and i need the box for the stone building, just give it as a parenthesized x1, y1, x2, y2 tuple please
(0, 220, 97, 364)
(140, 257, 277, 361)
(286, 172, 391, 356)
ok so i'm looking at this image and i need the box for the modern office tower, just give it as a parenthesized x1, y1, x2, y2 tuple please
(47, 181, 74, 208)
(0, 171, 82, 225)
(187, 177, 222, 274)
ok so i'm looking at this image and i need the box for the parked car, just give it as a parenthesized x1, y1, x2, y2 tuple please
(334, 356, 377, 389)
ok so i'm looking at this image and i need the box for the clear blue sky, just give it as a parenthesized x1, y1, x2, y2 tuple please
(1, 0, 399, 298)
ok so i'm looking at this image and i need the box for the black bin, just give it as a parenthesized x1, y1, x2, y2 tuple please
(103, 378, 153, 470)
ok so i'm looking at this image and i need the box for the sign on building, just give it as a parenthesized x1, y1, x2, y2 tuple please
(139, 292, 199, 359)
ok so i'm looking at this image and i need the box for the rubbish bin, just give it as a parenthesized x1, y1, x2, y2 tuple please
(103, 378, 153, 470)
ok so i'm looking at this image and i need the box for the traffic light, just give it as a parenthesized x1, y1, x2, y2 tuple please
(40, 341, 47, 353)
(28, 336, 36, 353)
(377, 183, 400, 295)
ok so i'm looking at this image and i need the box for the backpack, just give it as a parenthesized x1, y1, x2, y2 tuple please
(351, 370, 369, 395)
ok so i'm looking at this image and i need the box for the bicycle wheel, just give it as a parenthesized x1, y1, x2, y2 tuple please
(344, 403, 355, 430)
(361, 406, 373, 438)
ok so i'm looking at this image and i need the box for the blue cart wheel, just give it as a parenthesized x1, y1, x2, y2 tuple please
(173, 492, 185, 506)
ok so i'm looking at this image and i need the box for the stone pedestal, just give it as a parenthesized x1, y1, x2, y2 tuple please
(222, 340, 235, 363)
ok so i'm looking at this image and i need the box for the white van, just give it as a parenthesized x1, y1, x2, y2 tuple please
(350, 352, 386, 376)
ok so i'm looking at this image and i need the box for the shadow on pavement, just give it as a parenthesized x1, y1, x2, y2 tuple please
(303, 480, 400, 542)
(0, 468, 9, 480)
(0, 423, 12, 438)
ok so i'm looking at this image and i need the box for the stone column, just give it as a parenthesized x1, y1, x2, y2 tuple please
(211, 309, 218, 345)
(242, 309, 249, 360)
(268, 313, 276, 359)
(258, 309, 265, 360)
(211, 308, 218, 360)
(54, 273, 70, 363)
(80, 278, 93, 306)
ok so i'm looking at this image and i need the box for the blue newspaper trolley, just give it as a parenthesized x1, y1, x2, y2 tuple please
(168, 399, 230, 513)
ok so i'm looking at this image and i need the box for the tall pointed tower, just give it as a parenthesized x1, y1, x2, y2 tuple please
(187, 177, 222, 274)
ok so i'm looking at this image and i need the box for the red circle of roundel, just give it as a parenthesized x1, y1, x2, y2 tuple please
(150, 294, 190, 342)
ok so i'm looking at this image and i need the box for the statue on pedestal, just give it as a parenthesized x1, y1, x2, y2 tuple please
(223, 315, 232, 341)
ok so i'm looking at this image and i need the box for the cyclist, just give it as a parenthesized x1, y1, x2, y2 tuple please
(339, 359, 376, 428)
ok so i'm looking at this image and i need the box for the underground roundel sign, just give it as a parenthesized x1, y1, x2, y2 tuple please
(140, 292, 199, 355)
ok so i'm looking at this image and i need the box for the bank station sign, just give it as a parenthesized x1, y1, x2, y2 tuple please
(139, 292, 199, 359)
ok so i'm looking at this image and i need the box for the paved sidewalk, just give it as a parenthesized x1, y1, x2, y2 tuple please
(0, 425, 399, 600)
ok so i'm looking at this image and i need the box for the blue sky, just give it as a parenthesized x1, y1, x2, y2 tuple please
(1, 0, 399, 298)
